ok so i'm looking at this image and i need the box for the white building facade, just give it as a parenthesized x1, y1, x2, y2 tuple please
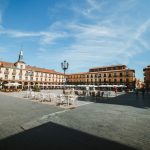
(0, 50, 64, 89)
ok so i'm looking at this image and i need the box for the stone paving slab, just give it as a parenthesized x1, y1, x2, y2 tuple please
(0, 92, 150, 150)
(41, 103, 150, 150)
(0, 93, 63, 139)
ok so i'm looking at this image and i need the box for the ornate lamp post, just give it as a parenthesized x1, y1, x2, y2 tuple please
(0, 77, 2, 90)
(61, 60, 69, 90)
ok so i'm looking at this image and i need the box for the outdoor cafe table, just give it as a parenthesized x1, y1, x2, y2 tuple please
(64, 94, 74, 106)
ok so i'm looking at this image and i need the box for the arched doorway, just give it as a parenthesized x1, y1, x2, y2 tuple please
(2, 81, 8, 89)
(24, 82, 29, 90)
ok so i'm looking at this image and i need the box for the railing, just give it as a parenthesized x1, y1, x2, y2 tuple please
(12, 72, 16, 75)
(4, 71, 9, 74)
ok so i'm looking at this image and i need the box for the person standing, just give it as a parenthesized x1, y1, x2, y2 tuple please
(141, 84, 145, 99)
(114, 86, 117, 96)
(135, 87, 139, 99)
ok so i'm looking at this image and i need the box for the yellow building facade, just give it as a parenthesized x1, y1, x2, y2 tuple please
(143, 65, 150, 90)
(67, 65, 135, 89)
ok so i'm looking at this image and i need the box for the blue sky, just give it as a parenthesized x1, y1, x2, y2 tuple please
(0, 0, 150, 80)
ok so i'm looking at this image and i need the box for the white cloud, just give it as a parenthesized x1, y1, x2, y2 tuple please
(0, 0, 9, 24)
(0, 27, 68, 45)
(0, 29, 41, 37)
(0, 11, 2, 24)
(1, 0, 150, 76)
(39, 31, 68, 45)
(40, 16, 150, 73)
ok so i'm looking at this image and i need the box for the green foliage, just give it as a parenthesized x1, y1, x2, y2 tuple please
(33, 85, 40, 92)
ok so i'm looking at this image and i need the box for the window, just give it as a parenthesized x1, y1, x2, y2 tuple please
(120, 79, 123, 82)
(126, 71, 128, 77)
(5, 75, 8, 79)
(120, 73, 122, 77)
(114, 79, 117, 82)
(12, 76, 15, 80)
(19, 76, 22, 80)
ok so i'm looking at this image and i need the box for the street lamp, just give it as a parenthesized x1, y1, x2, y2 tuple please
(61, 60, 69, 90)
(0, 77, 2, 90)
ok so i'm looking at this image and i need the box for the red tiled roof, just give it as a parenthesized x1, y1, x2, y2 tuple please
(0, 61, 15, 67)
(0, 61, 62, 74)
(26, 65, 56, 73)
(89, 64, 126, 69)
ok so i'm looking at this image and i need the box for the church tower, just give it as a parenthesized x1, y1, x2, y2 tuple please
(18, 50, 24, 62)
(14, 49, 26, 69)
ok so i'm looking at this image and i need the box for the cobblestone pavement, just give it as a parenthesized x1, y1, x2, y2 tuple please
(0, 92, 150, 150)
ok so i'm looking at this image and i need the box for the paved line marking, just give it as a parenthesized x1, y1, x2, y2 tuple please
(39, 109, 70, 120)
(77, 101, 93, 107)
(20, 109, 70, 130)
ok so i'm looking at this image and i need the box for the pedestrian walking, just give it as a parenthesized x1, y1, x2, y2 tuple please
(135, 87, 139, 98)
(114, 86, 117, 96)
(141, 87, 145, 99)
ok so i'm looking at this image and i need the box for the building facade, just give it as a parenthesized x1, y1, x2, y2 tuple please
(143, 65, 150, 91)
(0, 50, 64, 89)
(67, 65, 135, 89)
(0, 51, 136, 90)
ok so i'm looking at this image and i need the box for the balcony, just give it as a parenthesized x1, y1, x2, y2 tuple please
(12, 72, 16, 75)
(4, 71, 9, 74)
(19, 73, 23, 76)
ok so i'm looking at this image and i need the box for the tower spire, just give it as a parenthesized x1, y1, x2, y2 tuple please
(18, 48, 24, 62)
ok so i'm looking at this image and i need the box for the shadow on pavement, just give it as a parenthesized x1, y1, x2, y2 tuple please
(79, 92, 150, 108)
(0, 121, 137, 150)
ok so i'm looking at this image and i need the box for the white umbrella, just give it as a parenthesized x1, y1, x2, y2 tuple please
(12, 83, 22, 86)
(99, 85, 106, 87)
(4, 83, 21, 87)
